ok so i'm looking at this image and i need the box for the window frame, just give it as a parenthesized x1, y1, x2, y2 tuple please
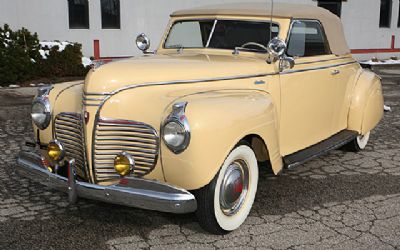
(100, 0, 121, 29)
(285, 19, 332, 58)
(379, 0, 393, 28)
(68, 0, 90, 29)
(162, 18, 281, 53)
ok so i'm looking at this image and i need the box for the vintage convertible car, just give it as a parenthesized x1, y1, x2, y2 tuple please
(17, 3, 384, 234)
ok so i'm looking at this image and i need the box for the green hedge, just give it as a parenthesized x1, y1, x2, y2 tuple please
(0, 24, 90, 87)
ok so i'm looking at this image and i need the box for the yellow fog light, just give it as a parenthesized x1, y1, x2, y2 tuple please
(114, 152, 135, 177)
(47, 140, 65, 161)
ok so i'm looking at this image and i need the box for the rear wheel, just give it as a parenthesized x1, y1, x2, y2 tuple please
(195, 142, 258, 234)
(345, 132, 371, 152)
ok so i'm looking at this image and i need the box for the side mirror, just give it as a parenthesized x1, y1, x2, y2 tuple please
(136, 33, 151, 53)
(280, 56, 295, 71)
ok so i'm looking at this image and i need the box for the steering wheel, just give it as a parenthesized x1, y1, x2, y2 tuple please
(241, 42, 268, 51)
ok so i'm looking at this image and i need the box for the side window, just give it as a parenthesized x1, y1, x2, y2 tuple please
(287, 20, 330, 57)
(68, 0, 90, 29)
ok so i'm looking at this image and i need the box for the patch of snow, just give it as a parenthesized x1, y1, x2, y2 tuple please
(29, 83, 37, 87)
(39, 49, 48, 59)
(82, 57, 92, 67)
(384, 105, 392, 112)
(40, 41, 71, 52)
(37, 83, 46, 86)
(362, 59, 400, 65)
(5, 31, 10, 38)
(31, 58, 36, 63)
(9, 84, 20, 88)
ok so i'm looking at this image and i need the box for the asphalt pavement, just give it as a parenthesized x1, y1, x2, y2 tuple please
(0, 71, 399, 250)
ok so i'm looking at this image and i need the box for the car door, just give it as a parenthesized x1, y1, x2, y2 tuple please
(279, 20, 338, 156)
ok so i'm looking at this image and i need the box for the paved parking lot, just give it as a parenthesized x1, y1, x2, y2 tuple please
(0, 72, 399, 250)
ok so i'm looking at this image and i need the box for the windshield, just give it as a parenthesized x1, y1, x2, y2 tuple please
(164, 20, 279, 52)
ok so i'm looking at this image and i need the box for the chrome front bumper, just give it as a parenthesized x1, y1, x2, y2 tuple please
(16, 151, 197, 214)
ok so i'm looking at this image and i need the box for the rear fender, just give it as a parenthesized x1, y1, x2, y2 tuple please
(348, 70, 384, 134)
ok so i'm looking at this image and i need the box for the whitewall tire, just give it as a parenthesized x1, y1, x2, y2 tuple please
(195, 142, 259, 234)
(345, 131, 371, 152)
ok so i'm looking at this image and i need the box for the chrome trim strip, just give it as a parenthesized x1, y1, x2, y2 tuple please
(54, 82, 84, 103)
(281, 61, 357, 75)
(295, 56, 352, 65)
(16, 151, 197, 214)
(84, 92, 112, 96)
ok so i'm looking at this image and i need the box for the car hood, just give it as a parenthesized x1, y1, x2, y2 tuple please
(84, 52, 271, 93)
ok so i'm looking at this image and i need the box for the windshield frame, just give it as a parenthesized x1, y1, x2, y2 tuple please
(162, 18, 281, 53)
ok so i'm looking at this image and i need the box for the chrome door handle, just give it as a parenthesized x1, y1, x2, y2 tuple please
(331, 69, 340, 75)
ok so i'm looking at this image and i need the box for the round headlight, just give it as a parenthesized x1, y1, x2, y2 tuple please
(114, 152, 135, 177)
(47, 140, 65, 161)
(163, 121, 190, 153)
(31, 99, 51, 130)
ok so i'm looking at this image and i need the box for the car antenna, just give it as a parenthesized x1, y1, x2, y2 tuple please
(269, 0, 274, 41)
(266, 0, 274, 64)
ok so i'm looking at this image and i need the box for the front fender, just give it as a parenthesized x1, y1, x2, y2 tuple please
(348, 70, 384, 134)
(34, 81, 84, 144)
(161, 90, 283, 190)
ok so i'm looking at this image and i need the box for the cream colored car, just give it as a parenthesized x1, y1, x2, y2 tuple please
(17, 3, 384, 234)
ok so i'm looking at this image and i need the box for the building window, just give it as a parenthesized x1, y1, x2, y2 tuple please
(380, 0, 392, 28)
(101, 0, 120, 29)
(398, 2, 400, 27)
(68, 0, 89, 29)
(317, 0, 342, 17)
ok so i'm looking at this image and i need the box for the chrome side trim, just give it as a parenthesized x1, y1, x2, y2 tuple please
(295, 56, 352, 65)
(16, 151, 197, 214)
(54, 82, 84, 103)
(281, 61, 357, 75)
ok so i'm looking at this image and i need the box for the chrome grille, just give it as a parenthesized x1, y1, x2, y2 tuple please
(94, 118, 159, 182)
(54, 113, 87, 179)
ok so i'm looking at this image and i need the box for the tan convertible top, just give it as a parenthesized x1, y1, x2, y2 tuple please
(171, 3, 350, 55)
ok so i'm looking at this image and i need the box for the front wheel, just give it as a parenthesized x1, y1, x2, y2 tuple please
(194, 142, 259, 234)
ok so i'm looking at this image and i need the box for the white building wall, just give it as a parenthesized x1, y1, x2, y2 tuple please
(0, 0, 399, 60)
(341, 0, 400, 60)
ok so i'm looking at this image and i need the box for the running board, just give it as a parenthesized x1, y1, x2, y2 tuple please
(283, 130, 358, 169)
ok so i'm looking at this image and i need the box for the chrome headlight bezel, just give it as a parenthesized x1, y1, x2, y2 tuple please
(31, 98, 51, 130)
(162, 102, 190, 154)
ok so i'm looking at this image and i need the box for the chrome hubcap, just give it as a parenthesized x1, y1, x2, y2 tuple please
(219, 159, 249, 216)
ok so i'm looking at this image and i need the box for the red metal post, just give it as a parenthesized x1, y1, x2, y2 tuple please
(391, 35, 395, 49)
(94, 40, 100, 60)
